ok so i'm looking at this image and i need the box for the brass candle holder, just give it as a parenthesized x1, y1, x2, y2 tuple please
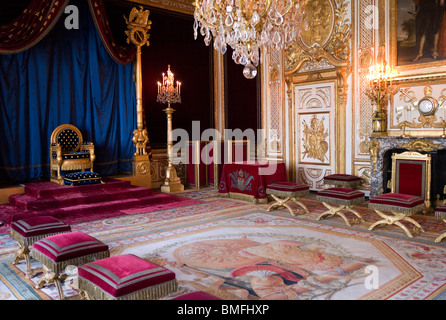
(157, 65, 184, 193)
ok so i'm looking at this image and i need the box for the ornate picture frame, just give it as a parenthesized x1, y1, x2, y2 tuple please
(389, 0, 446, 78)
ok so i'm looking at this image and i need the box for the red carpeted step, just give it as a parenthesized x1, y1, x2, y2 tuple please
(10, 186, 152, 211)
(23, 178, 132, 198)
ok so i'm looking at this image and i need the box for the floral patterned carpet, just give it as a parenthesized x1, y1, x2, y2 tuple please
(1, 188, 446, 300)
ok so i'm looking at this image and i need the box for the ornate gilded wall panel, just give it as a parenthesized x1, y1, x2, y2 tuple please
(390, 83, 446, 137)
(347, 0, 377, 194)
(294, 81, 337, 190)
(264, 48, 285, 159)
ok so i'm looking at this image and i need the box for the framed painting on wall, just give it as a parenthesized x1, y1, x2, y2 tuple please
(390, 0, 446, 77)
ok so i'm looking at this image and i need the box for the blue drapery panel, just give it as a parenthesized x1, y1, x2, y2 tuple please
(0, 0, 136, 183)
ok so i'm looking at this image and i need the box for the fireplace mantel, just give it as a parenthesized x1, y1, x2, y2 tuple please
(369, 136, 446, 198)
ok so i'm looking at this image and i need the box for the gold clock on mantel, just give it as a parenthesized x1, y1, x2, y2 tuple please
(417, 96, 438, 116)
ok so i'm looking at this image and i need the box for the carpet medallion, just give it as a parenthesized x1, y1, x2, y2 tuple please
(1, 192, 446, 300)
(116, 212, 445, 300)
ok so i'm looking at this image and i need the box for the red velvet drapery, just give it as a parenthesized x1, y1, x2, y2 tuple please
(0, 0, 136, 64)
(0, 0, 69, 54)
(88, 0, 135, 65)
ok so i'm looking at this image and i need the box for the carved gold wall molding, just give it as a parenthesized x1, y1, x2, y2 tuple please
(284, 0, 351, 75)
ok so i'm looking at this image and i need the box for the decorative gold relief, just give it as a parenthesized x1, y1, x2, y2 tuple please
(369, 139, 379, 173)
(300, 0, 334, 48)
(302, 115, 329, 163)
(285, 0, 351, 74)
(399, 139, 443, 153)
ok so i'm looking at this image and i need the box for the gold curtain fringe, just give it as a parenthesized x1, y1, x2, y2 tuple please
(369, 203, 425, 215)
(435, 211, 446, 220)
(316, 196, 365, 207)
(78, 278, 178, 300)
(30, 249, 110, 274)
(325, 180, 361, 188)
(10, 229, 70, 247)
(266, 189, 309, 199)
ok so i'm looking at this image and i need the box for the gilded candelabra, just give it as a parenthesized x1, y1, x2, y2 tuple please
(366, 60, 398, 137)
(157, 65, 184, 193)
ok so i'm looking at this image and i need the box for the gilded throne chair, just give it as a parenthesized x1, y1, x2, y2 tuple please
(50, 124, 95, 185)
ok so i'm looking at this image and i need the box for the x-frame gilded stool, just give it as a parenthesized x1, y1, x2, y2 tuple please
(32, 231, 109, 300)
(316, 187, 365, 226)
(434, 204, 446, 243)
(266, 182, 310, 216)
(10, 216, 71, 279)
(368, 193, 425, 238)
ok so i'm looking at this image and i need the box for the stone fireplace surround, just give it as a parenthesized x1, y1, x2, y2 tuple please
(369, 136, 446, 207)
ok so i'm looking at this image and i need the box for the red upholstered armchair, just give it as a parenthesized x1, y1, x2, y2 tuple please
(390, 151, 432, 212)
(50, 124, 95, 185)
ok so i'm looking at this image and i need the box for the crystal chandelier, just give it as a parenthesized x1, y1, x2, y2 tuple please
(193, 0, 306, 79)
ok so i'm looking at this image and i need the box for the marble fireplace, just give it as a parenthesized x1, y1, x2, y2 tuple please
(369, 136, 446, 206)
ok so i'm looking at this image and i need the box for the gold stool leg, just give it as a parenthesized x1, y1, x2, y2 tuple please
(292, 197, 309, 215)
(317, 203, 352, 226)
(267, 195, 294, 216)
(36, 265, 68, 300)
(368, 210, 423, 238)
(12, 245, 36, 279)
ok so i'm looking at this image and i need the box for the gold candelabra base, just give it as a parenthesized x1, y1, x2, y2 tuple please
(161, 164, 184, 193)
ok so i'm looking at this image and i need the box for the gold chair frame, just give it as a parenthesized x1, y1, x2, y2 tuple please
(50, 124, 95, 185)
(390, 151, 432, 212)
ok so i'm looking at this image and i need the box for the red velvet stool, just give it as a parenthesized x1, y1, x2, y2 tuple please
(10, 216, 71, 279)
(316, 187, 365, 226)
(324, 174, 361, 189)
(78, 254, 178, 300)
(434, 204, 446, 243)
(32, 231, 109, 300)
(172, 291, 221, 300)
(266, 182, 310, 216)
(368, 193, 425, 238)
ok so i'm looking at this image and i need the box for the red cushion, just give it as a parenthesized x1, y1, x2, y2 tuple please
(369, 193, 424, 208)
(266, 182, 309, 192)
(324, 174, 361, 182)
(317, 187, 364, 200)
(11, 216, 71, 238)
(32, 231, 109, 263)
(172, 291, 221, 300)
(436, 204, 446, 213)
(78, 254, 176, 298)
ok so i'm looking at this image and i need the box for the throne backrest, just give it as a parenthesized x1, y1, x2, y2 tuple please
(51, 124, 83, 153)
(391, 151, 431, 200)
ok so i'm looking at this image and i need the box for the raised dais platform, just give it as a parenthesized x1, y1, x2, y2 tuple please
(0, 178, 188, 225)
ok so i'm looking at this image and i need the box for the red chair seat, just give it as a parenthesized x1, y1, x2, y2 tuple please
(11, 216, 71, 246)
(369, 193, 425, 215)
(78, 254, 177, 300)
(317, 187, 365, 206)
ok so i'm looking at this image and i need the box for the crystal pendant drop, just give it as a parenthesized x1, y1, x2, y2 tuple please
(243, 63, 257, 79)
